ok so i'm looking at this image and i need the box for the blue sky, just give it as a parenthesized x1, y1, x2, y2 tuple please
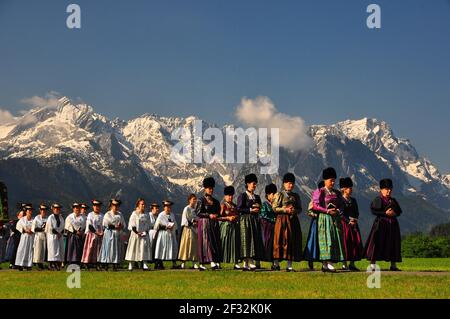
(0, 0, 449, 173)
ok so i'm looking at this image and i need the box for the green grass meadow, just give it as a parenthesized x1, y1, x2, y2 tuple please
(1, 258, 449, 299)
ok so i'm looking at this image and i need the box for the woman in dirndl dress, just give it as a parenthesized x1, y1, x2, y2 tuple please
(45, 203, 65, 271)
(313, 167, 345, 273)
(65, 203, 86, 266)
(303, 181, 324, 270)
(32, 203, 48, 270)
(237, 173, 264, 271)
(15, 204, 35, 271)
(195, 177, 222, 271)
(125, 198, 152, 271)
(260, 183, 277, 270)
(364, 178, 402, 271)
(178, 194, 199, 269)
(81, 200, 104, 270)
(154, 200, 179, 268)
(100, 199, 126, 271)
(339, 177, 363, 271)
(272, 173, 303, 272)
(219, 186, 241, 270)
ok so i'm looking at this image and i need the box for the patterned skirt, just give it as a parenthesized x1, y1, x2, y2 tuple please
(364, 216, 402, 262)
(273, 214, 302, 262)
(317, 214, 345, 262)
(240, 214, 264, 260)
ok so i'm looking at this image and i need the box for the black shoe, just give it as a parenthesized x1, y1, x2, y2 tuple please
(390, 266, 401, 272)
(18, 267, 23, 271)
(211, 265, 219, 271)
(272, 265, 281, 271)
(349, 265, 360, 272)
(308, 261, 314, 270)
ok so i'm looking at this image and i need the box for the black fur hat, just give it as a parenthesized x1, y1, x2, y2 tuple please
(224, 186, 235, 196)
(283, 173, 295, 183)
(244, 173, 258, 184)
(322, 167, 337, 180)
(265, 183, 277, 195)
(380, 178, 393, 189)
(203, 177, 216, 188)
(339, 177, 353, 189)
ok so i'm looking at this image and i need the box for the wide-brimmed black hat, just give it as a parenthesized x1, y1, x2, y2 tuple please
(339, 177, 353, 189)
(203, 177, 215, 188)
(265, 183, 277, 195)
(322, 167, 337, 180)
(150, 202, 160, 208)
(162, 200, 174, 207)
(110, 199, 121, 206)
(91, 199, 102, 206)
(380, 178, 393, 190)
(244, 173, 258, 184)
(283, 173, 295, 183)
(224, 186, 235, 196)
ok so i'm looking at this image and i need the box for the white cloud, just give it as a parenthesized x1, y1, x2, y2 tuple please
(20, 91, 61, 109)
(235, 96, 313, 151)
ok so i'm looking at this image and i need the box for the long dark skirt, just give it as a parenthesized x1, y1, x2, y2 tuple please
(259, 218, 275, 262)
(66, 232, 85, 263)
(364, 216, 401, 262)
(303, 218, 320, 261)
(341, 220, 363, 261)
(220, 221, 240, 264)
(240, 214, 264, 260)
(197, 218, 221, 264)
(5, 234, 20, 264)
(273, 214, 302, 262)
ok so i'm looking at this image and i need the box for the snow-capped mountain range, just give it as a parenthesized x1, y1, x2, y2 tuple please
(0, 97, 448, 235)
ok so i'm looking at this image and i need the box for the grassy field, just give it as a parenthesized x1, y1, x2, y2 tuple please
(0, 258, 449, 299)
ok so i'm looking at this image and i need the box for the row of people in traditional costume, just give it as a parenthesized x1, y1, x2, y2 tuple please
(177, 171, 401, 272)
(5, 168, 402, 272)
